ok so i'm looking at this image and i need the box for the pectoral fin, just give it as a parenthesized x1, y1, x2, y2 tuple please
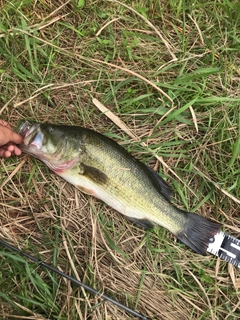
(79, 162, 108, 185)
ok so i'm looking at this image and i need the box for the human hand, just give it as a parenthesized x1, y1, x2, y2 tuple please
(0, 120, 23, 158)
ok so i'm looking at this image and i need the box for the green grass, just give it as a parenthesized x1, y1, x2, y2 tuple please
(0, 0, 240, 319)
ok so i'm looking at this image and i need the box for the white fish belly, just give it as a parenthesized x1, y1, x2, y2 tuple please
(59, 171, 150, 221)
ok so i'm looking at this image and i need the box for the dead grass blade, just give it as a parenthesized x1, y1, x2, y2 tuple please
(0, 158, 28, 189)
(187, 269, 215, 320)
(9, 28, 173, 105)
(193, 165, 240, 205)
(92, 98, 138, 140)
(96, 17, 121, 37)
(109, 0, 177, 60)
(187, 14, 205, 46)
(13, 81, 99, 108)
(0, 89, 17, 115)
(189, 105, 198, 133)
(0, 16, 65, 39)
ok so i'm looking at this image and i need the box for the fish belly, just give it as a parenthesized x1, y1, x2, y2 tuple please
(58, 171, 149, 222)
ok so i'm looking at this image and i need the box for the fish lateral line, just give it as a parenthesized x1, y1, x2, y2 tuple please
(19, 121, 224, 259)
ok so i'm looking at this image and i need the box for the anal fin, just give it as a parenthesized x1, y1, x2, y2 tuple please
(127, 217, 156, 230)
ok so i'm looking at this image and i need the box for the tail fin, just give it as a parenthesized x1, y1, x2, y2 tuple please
(177, 212, 221, 256)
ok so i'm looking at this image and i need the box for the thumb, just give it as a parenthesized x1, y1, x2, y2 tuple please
(8, 130, 24, 144)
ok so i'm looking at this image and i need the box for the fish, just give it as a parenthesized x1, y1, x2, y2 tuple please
(19, 121, 221, 256)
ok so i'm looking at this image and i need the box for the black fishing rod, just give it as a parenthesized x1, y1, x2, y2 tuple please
(0, 238, 150, 320)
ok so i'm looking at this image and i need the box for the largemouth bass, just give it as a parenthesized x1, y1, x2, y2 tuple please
(19, 121, 221, 255)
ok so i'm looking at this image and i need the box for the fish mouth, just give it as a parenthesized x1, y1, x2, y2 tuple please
(18, 121, 35, 138)
(18, 124, 58, 170)
(18, 122, 42, 153)
(18, 121, 80, 174)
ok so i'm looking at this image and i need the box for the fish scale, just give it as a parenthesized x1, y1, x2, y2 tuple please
(18, 121, 240, 267)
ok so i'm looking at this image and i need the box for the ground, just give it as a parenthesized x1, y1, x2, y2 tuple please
(0, 0, 240, 319)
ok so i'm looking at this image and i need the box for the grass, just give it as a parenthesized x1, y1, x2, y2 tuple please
(0, 0, 240, 319)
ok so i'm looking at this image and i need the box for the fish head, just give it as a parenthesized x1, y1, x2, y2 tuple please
(19, 121, 81, 173)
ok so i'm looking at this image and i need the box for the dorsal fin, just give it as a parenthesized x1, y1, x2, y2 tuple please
(144, 165, 173, 200)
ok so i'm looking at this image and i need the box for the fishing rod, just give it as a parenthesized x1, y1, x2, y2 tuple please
(0, 238, 150, 320)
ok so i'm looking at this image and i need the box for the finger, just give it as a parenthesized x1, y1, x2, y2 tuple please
(0, 149, 11, 158)
(6, 145, 22, 156)
(8, 131, 23, 144)
(13, 146, 22, 156)
(7, 145, 15, 152)
(0, 145, 22, 157)
(0, 120, 12, 129)
(0, 127, 23, 145)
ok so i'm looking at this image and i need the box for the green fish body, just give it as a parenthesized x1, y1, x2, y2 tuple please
(20, 122, 221, 255)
